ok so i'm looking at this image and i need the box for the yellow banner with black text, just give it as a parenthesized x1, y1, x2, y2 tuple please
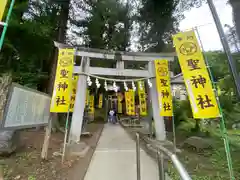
(125, 90, 135, 116)
(50, 49, 74, 113)
(137, 81, 147, 116)
(85, 89, 89, 106)
(98, 94, 103, 108)
(69, 75, 79, 112)
(89, 95, 95, 114)
(172, 30, 220, 119)
(117, 93, 123, 113)
(155, 59, 173, 117)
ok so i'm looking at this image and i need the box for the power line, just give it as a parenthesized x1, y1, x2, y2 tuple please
(180, 23, 214, 33)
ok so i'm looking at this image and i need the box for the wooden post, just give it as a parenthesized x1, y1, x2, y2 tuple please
(41, 115, 53, 160)
(0, 165, 3, 180)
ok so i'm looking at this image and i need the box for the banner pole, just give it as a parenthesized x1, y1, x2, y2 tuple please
(168, 62, 176, 154)
(62, 49, 76, 164)
(195, 27, 235, 180)
(0, 0, 15, 51)
(172, 115, 177, 154)
(62, 101, 71, 164)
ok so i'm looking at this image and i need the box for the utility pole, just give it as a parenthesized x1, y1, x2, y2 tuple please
(207, 1, 236, 180)
(207, 0, 240, 98)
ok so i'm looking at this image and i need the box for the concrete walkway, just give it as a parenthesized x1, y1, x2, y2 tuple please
(84, 124, 161, 180)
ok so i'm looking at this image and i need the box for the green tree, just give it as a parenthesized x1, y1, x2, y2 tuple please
(173, 99, 193, 127)
(205, 51, 240, 95)
(137, 0, 178, 52)
(225, 24, 240, 52)
(1, 0, 71, 92)
(1, 0, 57, 89)
(137, 0, 204, 52)
(69, 0, 132, 71)
(71, 0, 131, 51)
(229, 0, 240, 42)
(205, 51, 240, 126)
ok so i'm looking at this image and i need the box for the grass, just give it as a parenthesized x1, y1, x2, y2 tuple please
(167, 121, 240, 180)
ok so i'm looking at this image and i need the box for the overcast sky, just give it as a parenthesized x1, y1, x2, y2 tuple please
(179, 0, 234, 51)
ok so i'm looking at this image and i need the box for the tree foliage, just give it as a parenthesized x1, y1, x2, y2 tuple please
(136, 0, 205, 52)
(229, 0, 240, 44)
(0, 0, 239, 96)
(68, 0, 132, 70)
(1, 0, 74, 91)
(0, 0, 133, 92)
(200, 52, 240, 125)
(70, 0, 131, 51)
(1, 0, 60, 90)
(207, 51, 240, 125)
(173, 99, 193, 127)
(225, 24, 240, 52)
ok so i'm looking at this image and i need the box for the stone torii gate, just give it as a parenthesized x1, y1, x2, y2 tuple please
(55, 42, 174, 144)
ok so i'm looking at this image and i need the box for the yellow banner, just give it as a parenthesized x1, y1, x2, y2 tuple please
(0, 0, 8, 21)
(124, 91, 129, 115)
(89, 95, 95, 114)
(125, 90, 135, 116)
(69, 75, 79, 112)
(98, 94, 103, 108)
(155, 59, 173, 116)
(137, 81, 147, 116)
(50, 49, 74, 113)
(173, 30, 220, 119)
(85, 89, 89, 106)
(117, 93, 123, 113)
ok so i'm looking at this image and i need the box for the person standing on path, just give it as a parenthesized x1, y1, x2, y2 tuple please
(109, 109, 115, 123)
(112, 108, 117, 124)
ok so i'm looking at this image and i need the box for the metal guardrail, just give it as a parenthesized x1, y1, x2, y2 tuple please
(136, 133, 141, 180)
(135, 133, 192, 180)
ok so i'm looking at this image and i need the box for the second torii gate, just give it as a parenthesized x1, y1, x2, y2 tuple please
(55, 43, 174, 144)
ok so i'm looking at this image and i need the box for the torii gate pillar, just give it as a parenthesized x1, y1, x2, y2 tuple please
(68, 57, 89, 143)
(148, 61, 166, 141)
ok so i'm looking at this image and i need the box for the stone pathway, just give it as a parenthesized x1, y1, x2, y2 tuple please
(84, 124, 169, 180)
